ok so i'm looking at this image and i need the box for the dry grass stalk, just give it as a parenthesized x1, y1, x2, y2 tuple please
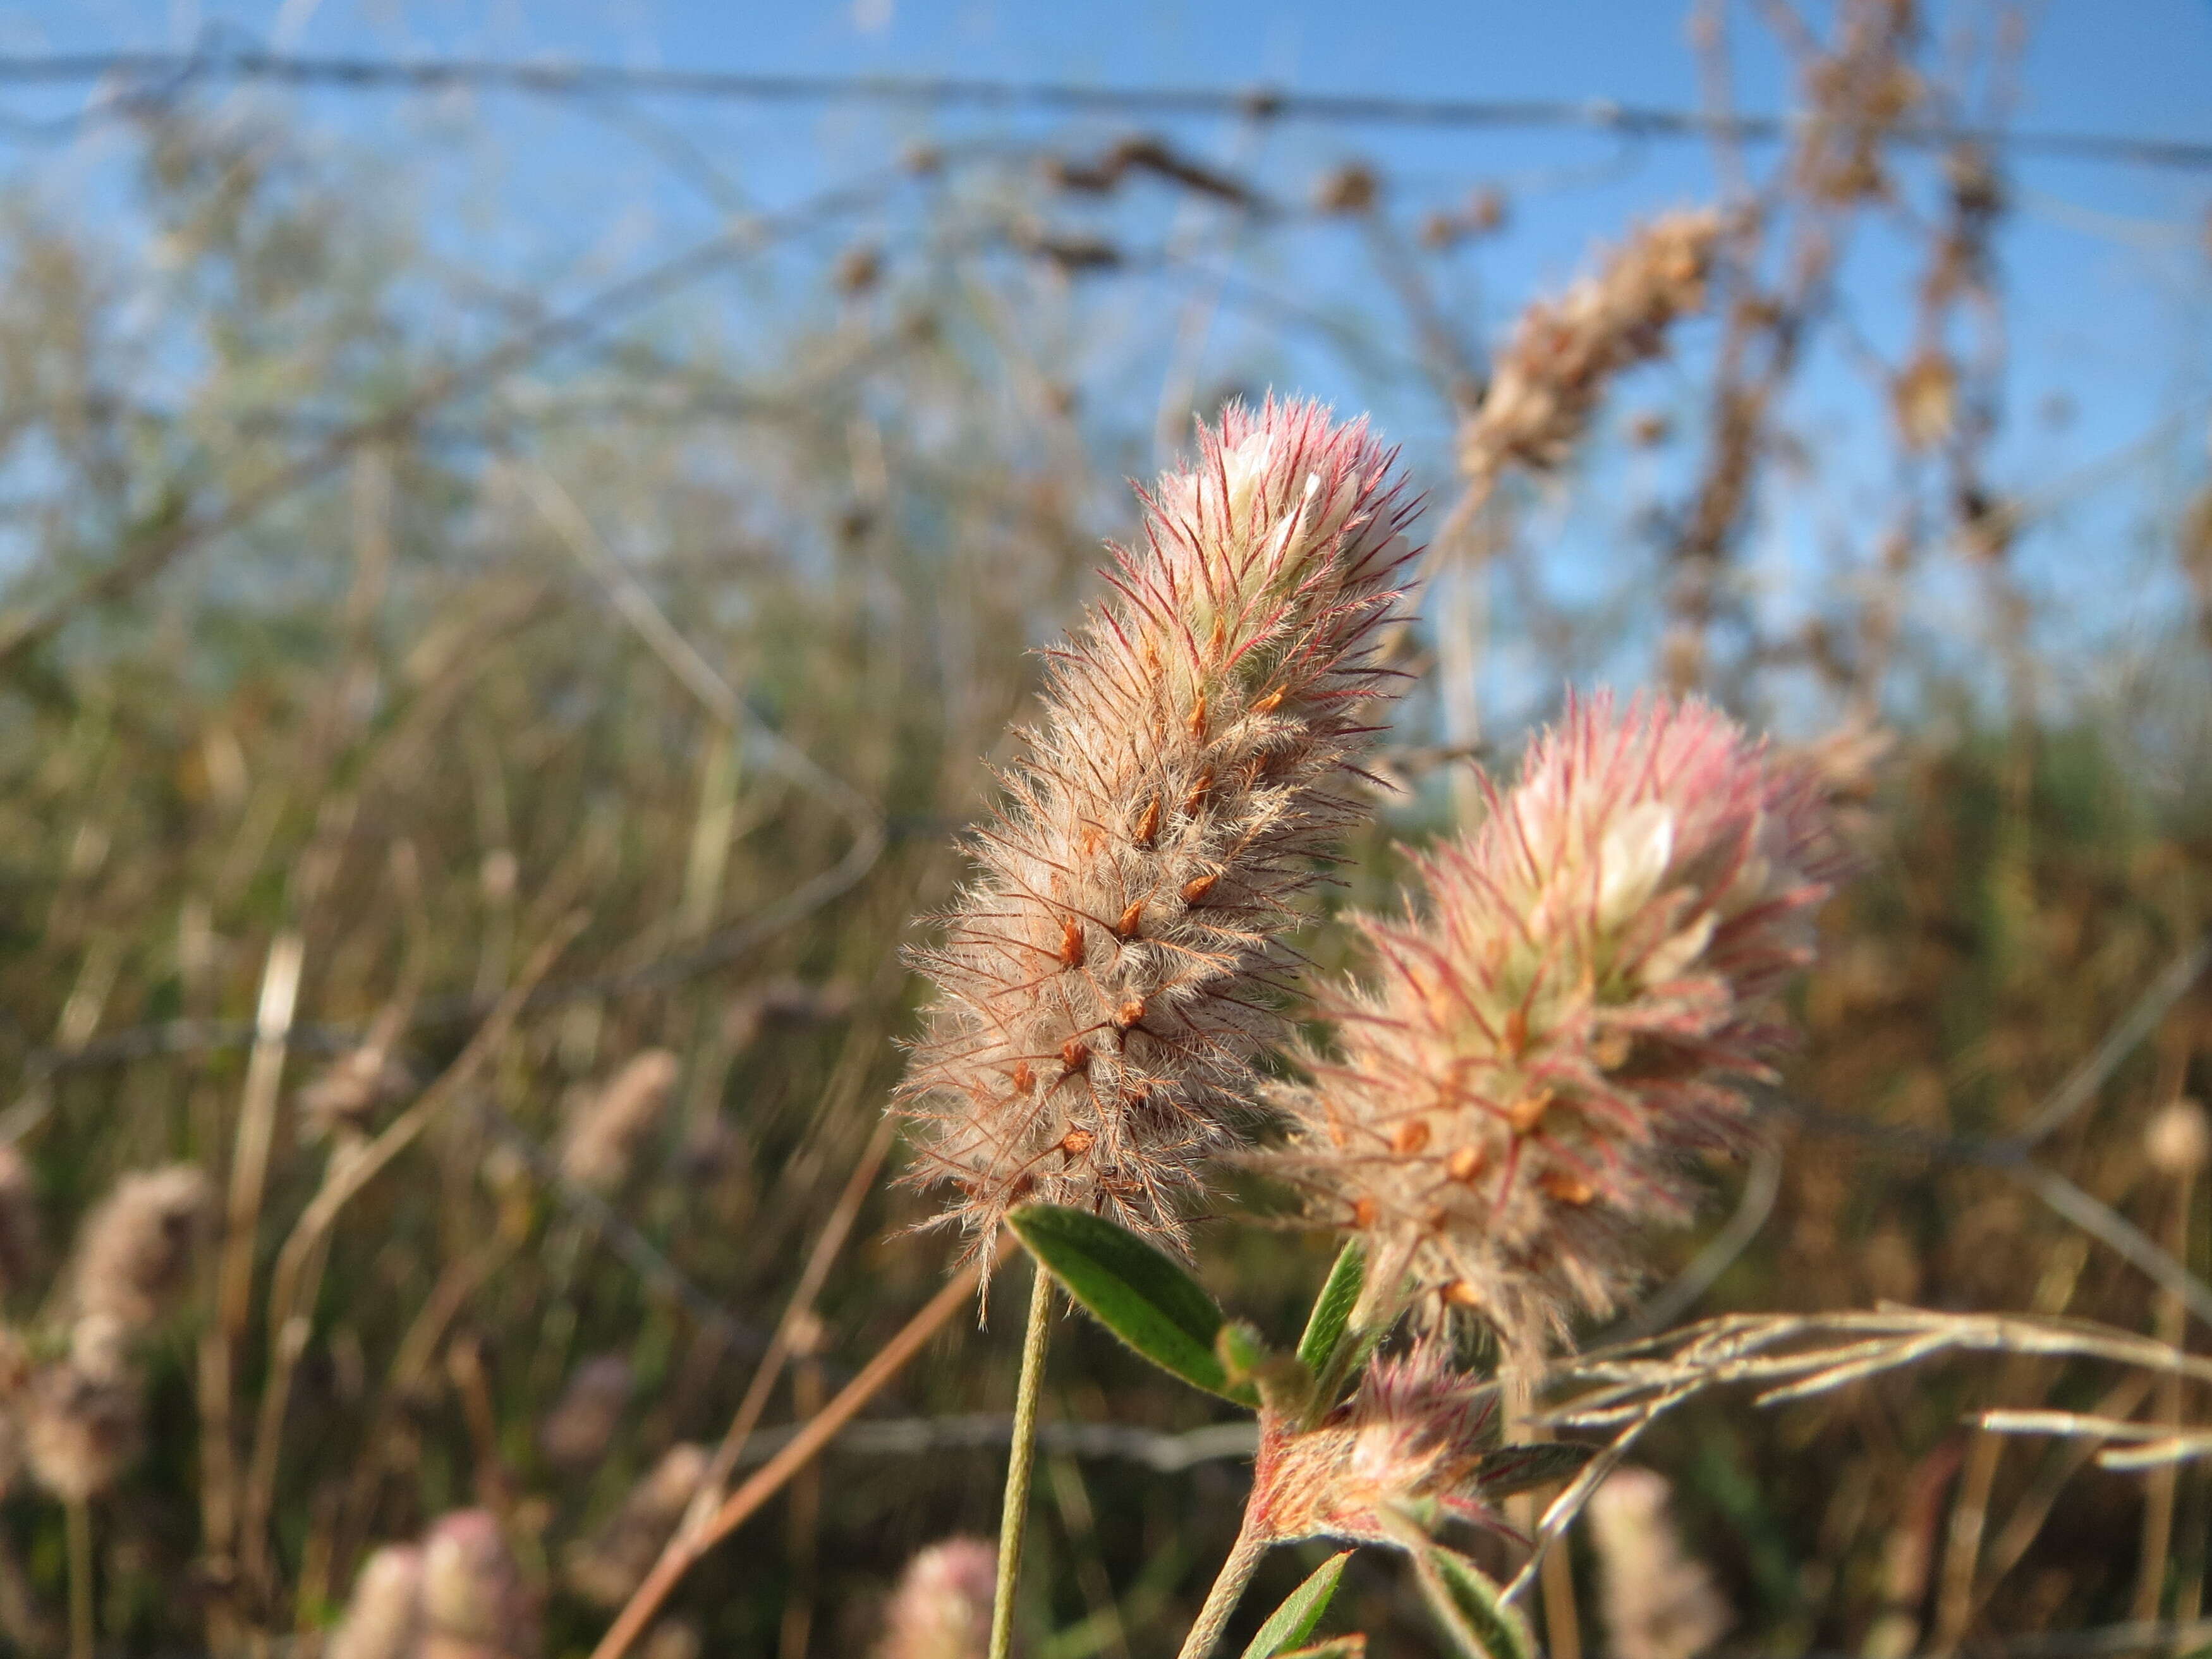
(897, 398, 1420, 1270)
(588, 1249, 999, 1659)
(1494, 1306, 2212, 1610)
(0, 1145, 42, 1296)
(298, 1007, 418, 1142)
(564, 1444, 711, 1608)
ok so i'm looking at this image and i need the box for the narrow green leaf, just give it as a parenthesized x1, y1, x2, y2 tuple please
(1476, 1440, 1593, 1499)
(1238, 1551, 1351, 1659)
(1407, 1541, 1534, 1659)
(1278, 1640, 1366, 1658)
(1296, 1239, 1365, 1376)
(1008, 1203, 1255, 1404)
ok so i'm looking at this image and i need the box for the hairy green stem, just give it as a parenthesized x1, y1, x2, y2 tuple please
(65, 1499, 92, 1659)
(1174, 1500, 1270, 1659)
(989, 1261, 1055, 1659)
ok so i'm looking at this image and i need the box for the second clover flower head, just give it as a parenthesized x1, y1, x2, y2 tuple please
(1269, 691, 1843, 1359)
(897, 398, 1420, 1280)
(1252, 1344, 1516, 1549)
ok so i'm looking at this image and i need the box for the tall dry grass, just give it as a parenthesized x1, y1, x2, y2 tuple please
(0, 1, 2202, 1653)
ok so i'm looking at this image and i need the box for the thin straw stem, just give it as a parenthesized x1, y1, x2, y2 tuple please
(591, 1242, 1003, 1659)
(1172, 1500, 1269, 1659)
(679, 1110, 897, 1542)
(65, 1498, 92, 1659)
(989, 1261, 1055, 1659)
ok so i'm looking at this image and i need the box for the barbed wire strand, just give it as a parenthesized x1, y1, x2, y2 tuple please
(2, 50, 2210, 170)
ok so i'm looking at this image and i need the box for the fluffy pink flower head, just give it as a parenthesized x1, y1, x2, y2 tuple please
(1270, 691, 1840, 1357)
(1251, 1344, 1514, 1548)
(875, 1536, 997, 1659)
(899, 398, 1419, 1272)
(420, 1509, 540, 1657)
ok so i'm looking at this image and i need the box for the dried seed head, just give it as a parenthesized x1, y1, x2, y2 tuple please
(326, 1545, 427, 1659)
(68, 1312, 131, 1385)
(538, 1353, 633, 1471)
(1268, 692, 1842, 1358)
(1588, 1467, 1733, 1659)
(559, 1050, 681, 1193)
(72, 1164, 209, 1331)
(2146, 1099, 2211, 1179)
(1460, 211, 1723, 494)
(897, 399, 1420, 1273)
(1252, 1344, 1510, 1547)
(563, 1444, 712, 1608)
(298, 1006, 416, 1140)
(420, 1509, 538, 1652)
(1313, 161, 1380, 216)
(23, 1358, 141, 1502)
(873, 1536, 997, 1659)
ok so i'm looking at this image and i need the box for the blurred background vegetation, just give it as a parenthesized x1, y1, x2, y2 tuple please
(0, 0, 2208, 1653)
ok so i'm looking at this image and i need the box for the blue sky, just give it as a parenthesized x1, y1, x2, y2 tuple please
(1, 1, 2209, 731)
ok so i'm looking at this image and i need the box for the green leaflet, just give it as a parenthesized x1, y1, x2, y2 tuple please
(1007, 1203, 1258, 1406)
(1406, 1540, 1534, 1659)
(1296, 1239, 1365, 1379)
(1237, 1551, 1351, 1659)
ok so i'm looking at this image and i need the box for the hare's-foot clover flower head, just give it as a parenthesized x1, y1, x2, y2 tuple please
(897, 398, 1420, 1278)
(1251, 1344, 1514, 1548)
(1270, 692, 1841, 1358)
(1588, 1467, 1734, 1659)
(875, 1537, 997, 1659)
